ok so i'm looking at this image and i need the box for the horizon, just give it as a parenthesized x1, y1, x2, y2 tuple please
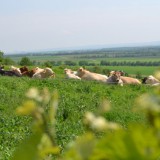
(1, 0, 160, 53)
(5, 41, 160, 55)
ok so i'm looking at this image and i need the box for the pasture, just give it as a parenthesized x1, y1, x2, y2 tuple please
(0, 74, 154, 160)
(9, 54, 160, 64)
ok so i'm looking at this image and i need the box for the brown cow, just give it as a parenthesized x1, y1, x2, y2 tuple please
(20, 66, 43, 77)
(112, 71, 141, 85)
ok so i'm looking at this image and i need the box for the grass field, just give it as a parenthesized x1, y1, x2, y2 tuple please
(0, 75, 154, 160)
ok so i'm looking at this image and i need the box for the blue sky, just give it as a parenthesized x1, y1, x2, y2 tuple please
(0, 0, 160, 53)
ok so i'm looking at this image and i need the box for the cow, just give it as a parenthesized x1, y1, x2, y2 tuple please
(76, 67, 108, 83)
(142, 75, 160, 85)
(64, 68, 81, 80)
(107, 72, 123, 86)
(0, 65, 4, 70)
(19, 67, 44, 77)
(32, 67, 55, 79)
(19, 66, 29, 76)
(10, 66, 22, 76)
(10, 66, 34, 77)
(110, 71, 141, 85)
(0, 66, 21, 77)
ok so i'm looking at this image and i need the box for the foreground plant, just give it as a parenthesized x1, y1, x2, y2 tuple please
(12, 88, 60, 160)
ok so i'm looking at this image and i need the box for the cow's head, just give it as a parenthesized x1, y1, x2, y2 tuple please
(0, 65, 4, 70)
(76, 67, 85, 77)
(144, 75, 160, 84)
(142, 77, 148, 84)
(110, 71, 122, 84)
(20, 66, 29, 73)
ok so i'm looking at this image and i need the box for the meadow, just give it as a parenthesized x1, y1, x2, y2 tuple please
(9, 54, 160, 64)
(0, 73, 154, 160)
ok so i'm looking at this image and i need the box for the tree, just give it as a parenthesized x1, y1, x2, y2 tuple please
(43, 61, 52, 68)
(0, 50, 4, 62)
(19, 57, 32, 66)
(3, 57, 15, 65)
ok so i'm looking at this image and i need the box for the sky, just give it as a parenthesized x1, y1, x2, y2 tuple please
(0, 0, 160, 53)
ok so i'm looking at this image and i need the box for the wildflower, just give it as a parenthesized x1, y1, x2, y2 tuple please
(91, 117, 107, 131)
(26, 87, 39, 100)
(100, 100, 111, 113)
(16, 100, 36, 115)
(84, 112, 95, 125)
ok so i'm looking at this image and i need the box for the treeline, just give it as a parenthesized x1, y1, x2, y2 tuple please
(38, 60, 160, 67)
(1, 56, 160, 67)
(100, 60, 160, 66)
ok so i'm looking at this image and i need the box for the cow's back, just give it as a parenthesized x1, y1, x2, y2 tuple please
(121, 76, 141, 84)
(81, 71, 108, 82)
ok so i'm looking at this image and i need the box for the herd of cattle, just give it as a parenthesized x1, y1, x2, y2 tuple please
(0, 65, 55, 78)
(0, 65, 160, 86)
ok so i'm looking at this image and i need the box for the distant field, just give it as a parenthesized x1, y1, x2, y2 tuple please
(6, 51, 160, 77)
(8, 54, 160, 63)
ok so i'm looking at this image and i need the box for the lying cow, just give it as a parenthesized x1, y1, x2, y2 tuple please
(19, 66, 45, 77)
(10, 66, 34, 77)
(20, 67, 44, 77)
(19, 66, 30, 76)
(110, 71, 141, 85)
(10, 66, 22, 76)
(107, 72, 123, 86)
(32, 67, 55, 79)
(0, 66, 21, 77)
(76, 67, 108, 83)
(64, 68, 81, 80)
(142, 75, 160, 85)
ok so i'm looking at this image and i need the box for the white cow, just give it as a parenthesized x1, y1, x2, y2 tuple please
(76, 67, 108, 83)
(32, 67, 55, 79)
(10, 66, 22, 76)
(142, 75, 160, 86)
(64, 68, 81, 80)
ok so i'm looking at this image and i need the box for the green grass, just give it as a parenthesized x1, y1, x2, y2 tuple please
(0, 75, 154, 159)
(99, 66, 160, 76)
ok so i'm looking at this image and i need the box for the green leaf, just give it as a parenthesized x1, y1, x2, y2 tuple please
(11, 132, 42, 160)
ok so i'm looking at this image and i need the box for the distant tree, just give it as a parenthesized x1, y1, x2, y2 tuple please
(43, 61, 52, 68)
(32, 60, 37, 66)
(91, 66, 102, 73)
(79, 61, 89, 66)
(57, 61, 62, 66)
(50, 61, 56, 66)
(64, 61, 76, 66)
(19, 57, 32, 66)
(0, 50, 4, 62)
(3, 57, 15, 65)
